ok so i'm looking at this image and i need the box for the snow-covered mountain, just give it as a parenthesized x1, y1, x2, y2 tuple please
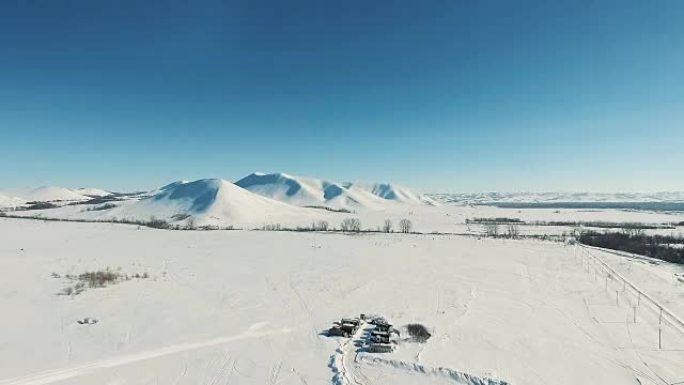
(235, 172, 435, 208)
(16, 186, 90, 202)
(103, 178, 324, 227)
(234, 172, 382, 208)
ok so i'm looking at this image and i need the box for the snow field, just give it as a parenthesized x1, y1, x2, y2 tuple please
(0, 219, 683, 384)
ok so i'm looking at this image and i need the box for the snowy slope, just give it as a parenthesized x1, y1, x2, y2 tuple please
(16, 186, 90, 202)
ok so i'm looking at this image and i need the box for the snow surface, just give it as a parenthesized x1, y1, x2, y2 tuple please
(1, 219, 683, 385)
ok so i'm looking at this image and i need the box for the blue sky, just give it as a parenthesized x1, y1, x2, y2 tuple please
(1, 0, 682, 193)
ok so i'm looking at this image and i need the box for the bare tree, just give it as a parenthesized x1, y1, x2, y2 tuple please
(399, 218, 412, 233)
(185, 217, 196, 230)
(341, 218, 361, 232)
(485, 223, 499, 238)
(622, 227, 644, 237)
(506, 224, 520, 238)
(382, 218, 393, 233)
(317, 220, 329, 231)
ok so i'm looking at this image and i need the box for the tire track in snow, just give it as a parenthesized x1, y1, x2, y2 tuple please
(0, 322, 291, 385)
(329, 323, 368, 385)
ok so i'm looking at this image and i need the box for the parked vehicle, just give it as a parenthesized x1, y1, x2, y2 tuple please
(368, 342, 393, 353)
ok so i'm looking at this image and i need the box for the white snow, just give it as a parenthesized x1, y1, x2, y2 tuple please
(1, 219, 683, 385)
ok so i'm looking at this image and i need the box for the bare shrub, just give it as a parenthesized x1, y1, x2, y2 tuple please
(399, 218, 412, 233)
(79, 269, 121, 288)
(58, 268, 149, 296)
(407, 323, 431, 342)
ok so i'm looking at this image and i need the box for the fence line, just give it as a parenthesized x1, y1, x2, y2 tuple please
(577, 243, 684, 343)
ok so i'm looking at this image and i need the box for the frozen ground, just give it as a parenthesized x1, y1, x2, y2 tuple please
(1, 218, 683, 385)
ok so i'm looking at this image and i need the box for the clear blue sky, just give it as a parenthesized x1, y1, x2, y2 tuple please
(1, 0, 682, 193)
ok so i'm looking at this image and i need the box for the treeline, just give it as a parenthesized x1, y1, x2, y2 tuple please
(304, 205, 352, 213)
(0, 213, 232, 231)
(0, 213, 416, 234)
(262, 218, 414, 233)
(467, 217, 675, 230)
(466, 217, 523, 224)
(579, 231, 684, 265)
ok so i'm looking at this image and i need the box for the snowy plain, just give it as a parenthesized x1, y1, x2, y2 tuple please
(1, 218, 683, 385)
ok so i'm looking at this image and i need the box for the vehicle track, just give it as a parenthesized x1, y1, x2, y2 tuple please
(0, 322, 291, 385)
